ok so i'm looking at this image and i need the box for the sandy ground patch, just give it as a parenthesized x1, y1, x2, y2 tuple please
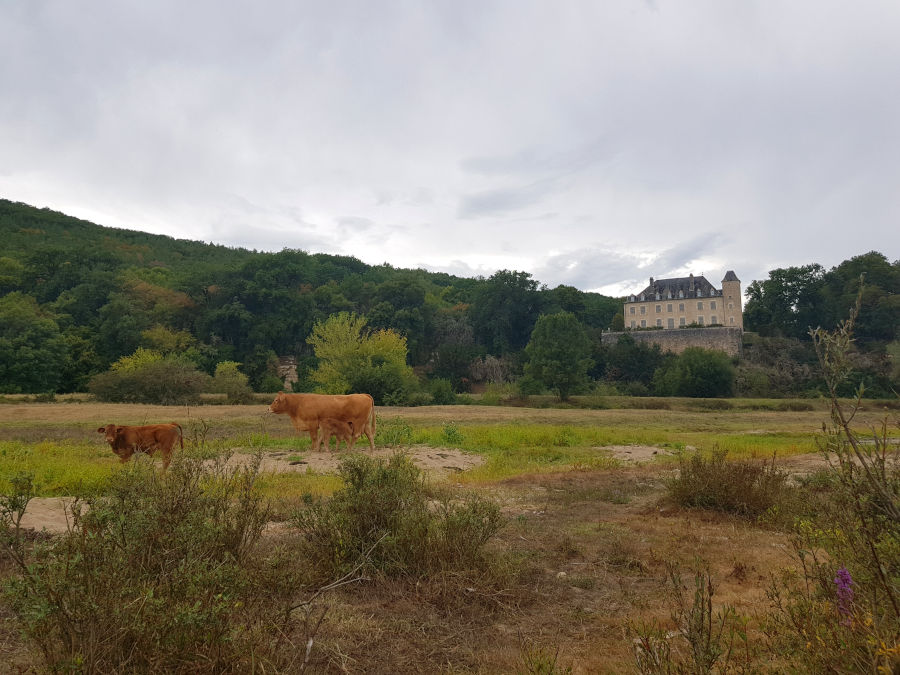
(600, 445, 678, 463)
(18, 497, 78, 534)
(225, 445, 483, 478)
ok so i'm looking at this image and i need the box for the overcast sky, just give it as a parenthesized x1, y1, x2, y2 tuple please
(1, 1, 898, 296)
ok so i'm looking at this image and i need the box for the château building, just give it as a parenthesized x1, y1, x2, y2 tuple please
(623, 271, 743, 331)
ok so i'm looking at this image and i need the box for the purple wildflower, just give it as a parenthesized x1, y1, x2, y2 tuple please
(834, 566, 854, 624)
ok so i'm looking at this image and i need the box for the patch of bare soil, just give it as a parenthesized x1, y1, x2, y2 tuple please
(18, 497, 78, 534)
(226, 445, 483, 478)
(600, 444, 677, 463)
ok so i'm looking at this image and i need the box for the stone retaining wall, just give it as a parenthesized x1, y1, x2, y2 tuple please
(600, 326, 743, 357)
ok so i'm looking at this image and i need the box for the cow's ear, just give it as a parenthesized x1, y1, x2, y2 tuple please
(97, 427, 106, 433)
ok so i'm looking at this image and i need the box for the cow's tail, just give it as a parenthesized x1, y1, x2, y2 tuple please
(173, 422, 184, 449)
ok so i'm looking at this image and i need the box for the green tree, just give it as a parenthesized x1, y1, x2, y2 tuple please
(210, 361, 253, 403)
(744, 264, 826, 338)
(0, 293, 67, 393)
(307, 313, 416, 404)
(605, 334, 668, 386)
(524, 312, 593, 400)
(652, 347, 736, 398)
(469, 270, 543, 354)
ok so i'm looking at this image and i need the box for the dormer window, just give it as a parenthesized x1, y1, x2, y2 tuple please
(678, 290, 683, 299)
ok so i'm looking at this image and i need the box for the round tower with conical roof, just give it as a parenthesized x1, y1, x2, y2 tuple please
(721, 271, 743, 330)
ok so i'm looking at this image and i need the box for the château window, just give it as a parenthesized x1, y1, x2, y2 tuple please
(640, 306, 646, 315)
(698, 316, 704, 325)
(656, 305, 661, 313)
(630, 320, 636, 328)
(630, 306, 635, 314)
(641, 320, 646, 327)
(667, 303, 673, 312)
(667, 318, 674, 328)
(679, 317, 686, 326)
(710, 301, 717, 310)
(656, 319, 662, 327)
(697, 302, 703, 310)
(679, 303, 685, 311)
(711, 315, 717, 324)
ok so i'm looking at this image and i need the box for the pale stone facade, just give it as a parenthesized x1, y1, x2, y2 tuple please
(623, 271, 743, 331)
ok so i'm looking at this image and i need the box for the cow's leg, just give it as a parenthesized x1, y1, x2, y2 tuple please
(309, 427, 320, 452)
(161, 449, 172, 471)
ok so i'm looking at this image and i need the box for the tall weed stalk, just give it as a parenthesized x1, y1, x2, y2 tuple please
(766, 284, 900, 671)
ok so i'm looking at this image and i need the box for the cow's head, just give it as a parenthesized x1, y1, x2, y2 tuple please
(97, 424, 131, 459)
(268, 391, 288, 414)
(97, 424, 118, 445)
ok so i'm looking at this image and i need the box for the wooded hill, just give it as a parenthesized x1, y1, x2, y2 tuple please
(0, 199, 896, 398)
(0, 198, 619, 393)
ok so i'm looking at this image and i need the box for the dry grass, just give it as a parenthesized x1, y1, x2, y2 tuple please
(1, 400, 890, 672)
(275, 466, 794, 673)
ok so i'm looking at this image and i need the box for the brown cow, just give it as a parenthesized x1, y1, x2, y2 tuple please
(268, 392, 375, 452)
(319, 418, 354, 452)
(97, 422, 183, 470)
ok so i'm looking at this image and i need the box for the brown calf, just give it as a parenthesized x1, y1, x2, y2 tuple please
(318, 418, 354, 452)
(97, 423, 183, 471)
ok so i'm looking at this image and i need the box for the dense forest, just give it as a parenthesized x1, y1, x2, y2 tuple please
(0, 199, 896, 400)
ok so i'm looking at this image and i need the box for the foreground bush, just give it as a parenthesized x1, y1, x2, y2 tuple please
(293, 453, 504, 579)
(1, 456, 303, 672)
(667, 448, 789, 518)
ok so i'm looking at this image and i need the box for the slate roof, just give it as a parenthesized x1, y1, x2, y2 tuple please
(722, 270, 740, 282)
(627, 274, 718, 302)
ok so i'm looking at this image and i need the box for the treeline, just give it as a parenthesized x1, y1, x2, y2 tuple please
(0, 199, 618, 395)
(1, 199, 896, 400)
(741, 251, 899, 398)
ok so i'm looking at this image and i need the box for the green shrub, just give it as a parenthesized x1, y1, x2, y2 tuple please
(209, 360, 254, 403)
(429, 378, 457, 405)
(257, 373, 285, 394)
(440, 423, 464, 446)
(376, 417, 413, 446)
(292, 453, 503, 579)
(3, 456, 285, 672)
(653, 347, 736, 398)
(667, 448, 789, 518)
(405, 391, 433, 407)
(89, 356, 209, 404)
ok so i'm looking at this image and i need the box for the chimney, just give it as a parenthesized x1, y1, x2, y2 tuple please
(689, 273, 694, 292)
(649, 277, 654, 285)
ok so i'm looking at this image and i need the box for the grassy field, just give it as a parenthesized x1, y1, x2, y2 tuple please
(0, 398, 897, 672)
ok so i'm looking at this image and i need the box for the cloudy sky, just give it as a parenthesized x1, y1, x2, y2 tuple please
(1, 1, 898, 296)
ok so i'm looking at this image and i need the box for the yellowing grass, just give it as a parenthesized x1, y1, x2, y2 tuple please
(0, 440, 121, 496)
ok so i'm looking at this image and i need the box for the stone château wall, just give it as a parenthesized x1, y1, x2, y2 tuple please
(600, 326, 743, 357)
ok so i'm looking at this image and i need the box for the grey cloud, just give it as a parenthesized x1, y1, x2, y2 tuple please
(1, 0, 898, 292)
(461, 138, 614, 177)
(458, 175, 570, 219)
